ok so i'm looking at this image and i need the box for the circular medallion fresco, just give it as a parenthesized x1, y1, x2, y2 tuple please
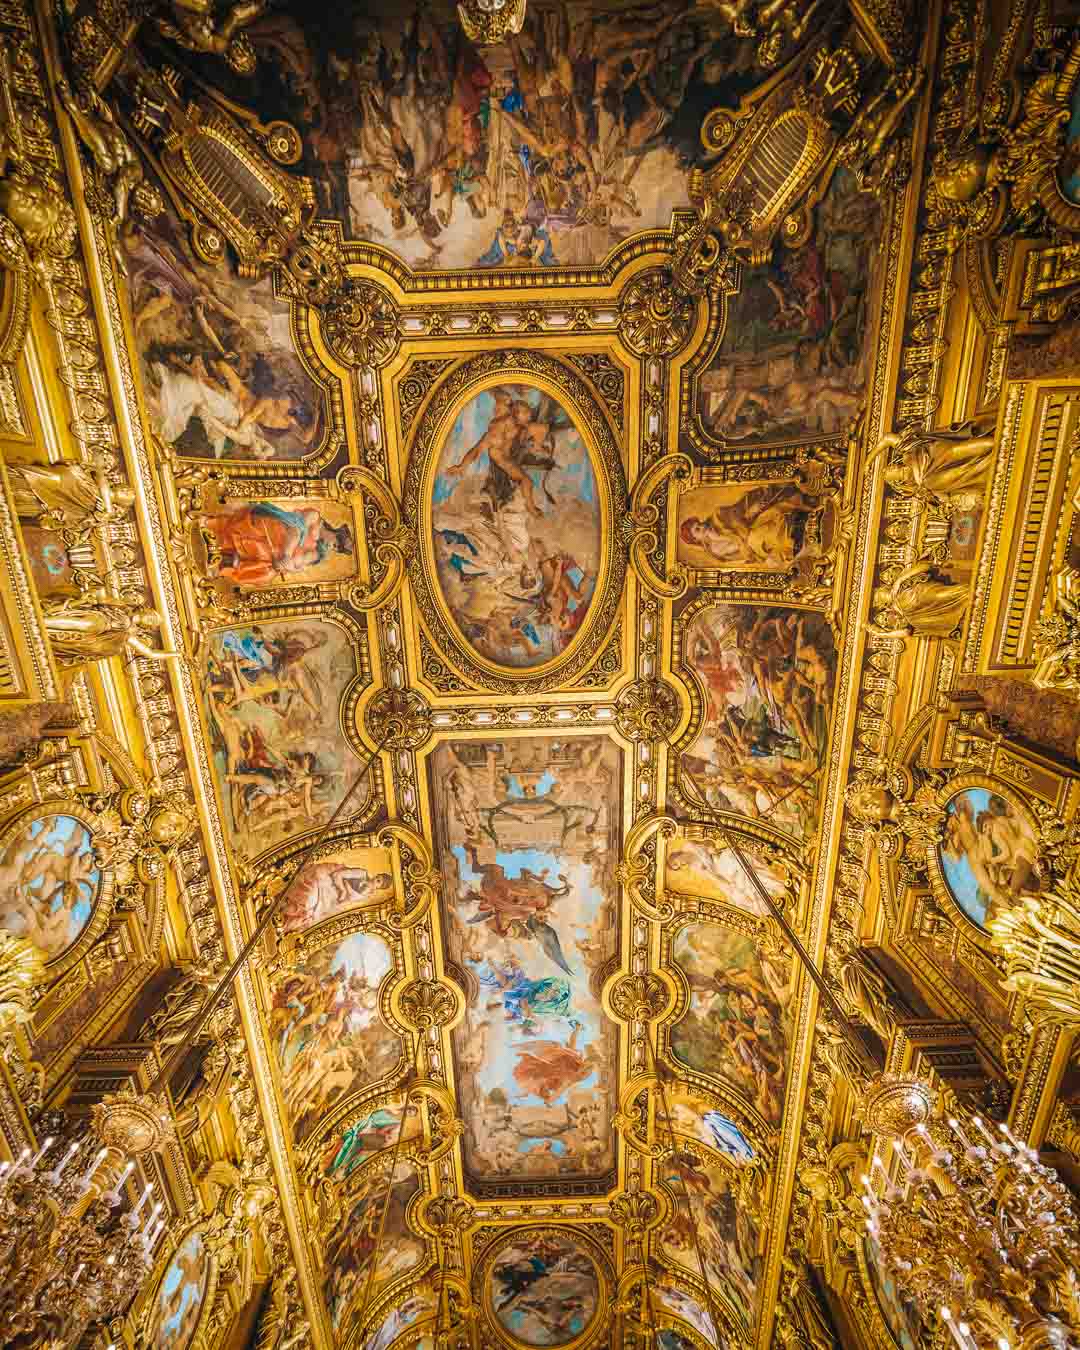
(154, 1231, 208, 1350)
(488, 1229, 600, 1345)
(430, 382, 602, 671)
(938, 786, 1038, 929)
(0, 813, 101, 960)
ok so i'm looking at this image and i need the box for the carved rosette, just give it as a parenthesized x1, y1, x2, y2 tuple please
(398, 978, 457, 1031)
(615, 678, 681, 743)
(320, 281, 400, 368)
(365, 688, 432, 752)
(609, 973, 669, 1024)
(859, 1074, 935, 1139)
(620, 272, 695, 357)
(91, 1090, 177, 1156)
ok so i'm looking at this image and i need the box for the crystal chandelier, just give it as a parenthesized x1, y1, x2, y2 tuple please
(0, 733, 388, 1346)
(861, 1085, 1080, 1349)
(457, 0, 527, 45)
(0, 1127, 167, 1348)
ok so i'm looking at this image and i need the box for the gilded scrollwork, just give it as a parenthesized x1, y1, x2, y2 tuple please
(338, 466, 412, 613)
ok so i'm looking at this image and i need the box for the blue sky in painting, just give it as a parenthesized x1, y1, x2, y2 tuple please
(453, 840, 607, 1128)
(21, 816, 98, 935)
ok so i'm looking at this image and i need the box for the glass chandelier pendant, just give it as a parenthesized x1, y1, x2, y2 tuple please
(0, 1134, 164, 1347)
(861, 1095, 1080, 1348)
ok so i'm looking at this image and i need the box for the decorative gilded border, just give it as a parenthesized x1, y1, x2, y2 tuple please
(401, 350, 628, 695)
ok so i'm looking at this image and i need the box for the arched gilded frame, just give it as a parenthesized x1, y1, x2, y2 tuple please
(137, 1221, 219, 1350)
(196, 606, 376, 867)
(260, 908, 410, 1153)
(666, 590, 838, 850)
(401, 350, 628, 695)
(925, 771, 1041, 943)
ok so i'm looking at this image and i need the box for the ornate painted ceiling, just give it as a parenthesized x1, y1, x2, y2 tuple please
(3, 0, 1080, 1348)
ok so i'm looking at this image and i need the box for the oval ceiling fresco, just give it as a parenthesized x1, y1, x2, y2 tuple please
(430, 381, 603, 671)
(0, 813, 102, 961)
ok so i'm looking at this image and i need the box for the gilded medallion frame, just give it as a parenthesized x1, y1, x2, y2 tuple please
(401, 350, 628, 695)
(0, 799, 117, 981)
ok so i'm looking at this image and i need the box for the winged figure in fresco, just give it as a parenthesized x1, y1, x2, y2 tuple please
(461, 853, 574, 977)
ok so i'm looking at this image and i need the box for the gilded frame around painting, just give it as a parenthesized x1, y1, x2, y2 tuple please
(400, 349, 628, 695)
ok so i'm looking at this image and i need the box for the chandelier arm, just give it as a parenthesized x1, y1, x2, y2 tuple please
(354, 1029, 422, 1343)
(647, 1029, 726, 1350)
(148, 731, 389, 1096)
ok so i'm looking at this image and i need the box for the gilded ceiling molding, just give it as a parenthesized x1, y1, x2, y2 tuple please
(400, 349, 629, 696)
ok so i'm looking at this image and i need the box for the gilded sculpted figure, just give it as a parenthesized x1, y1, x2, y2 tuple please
(868, 416, 995, 509)
(42, 593, 181, 670)
(872, 560, 970, 638)
(834, 950, 897, 1042)
(0, 118, 75, 267)
(156, 0, 268, 74)
(6, 457, 135, 540)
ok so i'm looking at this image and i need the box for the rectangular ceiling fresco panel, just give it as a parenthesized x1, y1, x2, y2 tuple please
(431, 736, 622, 1188)
(125, 206, 323, 461)
(695, 166, 882, 444)
(192, 2, 772, 272)
(202, 618, 362, 858)
(680, 601, 836, 842)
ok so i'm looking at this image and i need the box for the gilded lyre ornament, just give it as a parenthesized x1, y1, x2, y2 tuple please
(989, 868, 1080, 1024)
(672, 43, 863, 294)
(456, 0, 527, 46)
(6, 457, 136, 545)
(127, 62, 319, 284)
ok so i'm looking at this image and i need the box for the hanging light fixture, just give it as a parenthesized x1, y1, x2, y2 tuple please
(0, 734, 388, 1346)
(0, 1124, 168, 1349)
(681, 764, 1080, 1347)
(860, 1087, 1080, 1349)
(457, 0, 527, 46)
